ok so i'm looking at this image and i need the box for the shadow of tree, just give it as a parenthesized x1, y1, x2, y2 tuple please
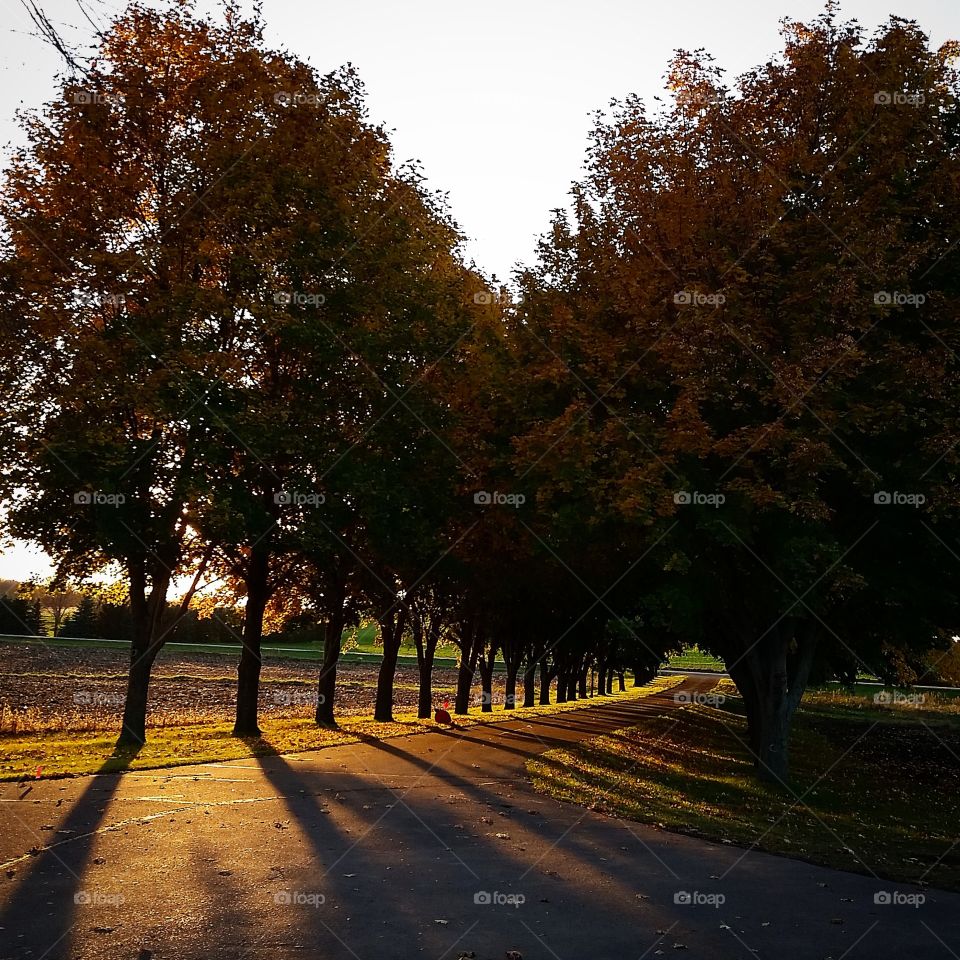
(0, 745, 141, 959)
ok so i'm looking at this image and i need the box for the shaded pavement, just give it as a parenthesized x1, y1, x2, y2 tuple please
(1, 675, 957, 959)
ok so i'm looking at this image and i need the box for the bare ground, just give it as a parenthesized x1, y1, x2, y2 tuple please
(0, 642, 483, 733)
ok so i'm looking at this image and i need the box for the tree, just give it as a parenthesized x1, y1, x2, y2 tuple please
(511, 9, 960, 780)
(0, 590, 41, 636)
(31, 582, 82, 637)
(0, 2, 298, 744)
(62, 594, 100, 638)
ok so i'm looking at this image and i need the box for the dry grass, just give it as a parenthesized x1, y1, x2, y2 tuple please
(529, 681, 960, 890)
(0, 674, 683, 781)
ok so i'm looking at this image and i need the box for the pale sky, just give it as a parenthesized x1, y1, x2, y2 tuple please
(0, 0, 955, 581)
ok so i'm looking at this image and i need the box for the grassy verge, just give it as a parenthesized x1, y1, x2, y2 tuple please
(528, 682, 960, 890)
(0, 675, 683, 781)
(665, 646, 726, 672)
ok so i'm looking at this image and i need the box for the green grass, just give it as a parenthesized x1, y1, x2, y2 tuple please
(529, 685, 960, 891)
(665, 646, 726, 672)
(0, 675, 684, 781)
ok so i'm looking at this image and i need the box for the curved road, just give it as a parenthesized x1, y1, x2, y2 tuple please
(1, 675, 957, 959)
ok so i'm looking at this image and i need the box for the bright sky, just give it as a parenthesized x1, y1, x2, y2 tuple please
(0, 0, 955, 581)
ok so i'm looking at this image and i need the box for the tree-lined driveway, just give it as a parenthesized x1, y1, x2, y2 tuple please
(2, 675, 957, 960)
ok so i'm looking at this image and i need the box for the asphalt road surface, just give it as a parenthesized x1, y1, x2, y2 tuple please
(1, 675, 957, 959)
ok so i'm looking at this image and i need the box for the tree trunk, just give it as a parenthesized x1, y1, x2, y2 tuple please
(565, 672, 577, 701)
(504, 664, 518, 710)
(479, 661, 494, 712)
(617, 671, 626, 692)
(522, 659, 536, 707)
(555, 669, 568, 703)
(728, 622, 817, 783)
(374, 606, 408, 723)
(316, 608, 345, 728)
(117, 647, 157, 746)
(234, 545, 270, 737)
(477, 639, 498, 713)
(116, 553, 172, 747)
(578, 668, 588, 698)
(455, 621, 480, 715)
(415, 619, 439, 720)
(538, 659, 551, 705)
